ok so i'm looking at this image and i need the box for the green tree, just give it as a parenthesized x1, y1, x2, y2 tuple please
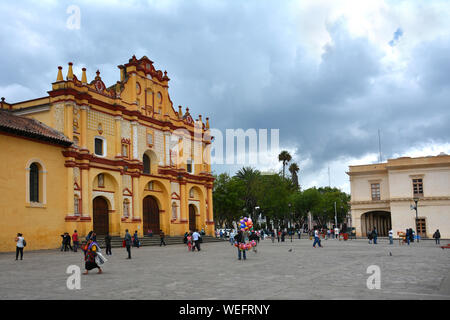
(311, 187, 350, 228)
(278, 150, 292, 178)
(213, 173, 245, 227)
(256, 173, 291, 229)
(289, 162, 300, 190)
(235, 167, 261, 222)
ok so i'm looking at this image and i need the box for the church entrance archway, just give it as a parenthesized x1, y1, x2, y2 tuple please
(93, 196, 109, 235)
(143, 196, 160, 234)
(189, 204, 197, 232)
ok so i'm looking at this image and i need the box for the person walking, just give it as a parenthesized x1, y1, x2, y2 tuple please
(388, 228, 394, 245)
(271, 230, 275, 243)
(235, 230, 246, 260)
(159, 230, 166, 246)
(249, 231, 259, 253)
(62, 232, 73, 251)
(433, 229, 441, 245)
(367, 230, 373, 244)
(15, 233, 25, 260)
(105, 232, 112, 255)
(334, 227, 340, 240)
(82, 239, 102, 275)
(372, 227, 378, 244)
(187, 232, 193, 251)
(72, 230, 79, 252)
(313, 229, 322, 248)
(409, 228, 415, 243)
(229, 229, 235, 245)
(277, 230, 281, 242)
(192, 229, 201, 251)
(85, 230, 93, 242)
(133, 231, 140, 248)
(124, 229, 132, 259)
(60, 233, 65, 251)
(405, 229, 410, 245)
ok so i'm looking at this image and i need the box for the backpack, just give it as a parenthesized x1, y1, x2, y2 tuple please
(22, 239, 27, 247)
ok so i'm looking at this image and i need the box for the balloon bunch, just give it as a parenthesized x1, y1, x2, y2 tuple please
(234, 242, 254, 250)
(239, 217, 254, 231)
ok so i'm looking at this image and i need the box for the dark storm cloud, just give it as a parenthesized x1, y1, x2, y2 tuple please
(0, 0, 449, 182)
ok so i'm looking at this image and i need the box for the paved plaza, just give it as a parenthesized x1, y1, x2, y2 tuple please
(1, 238, 449, 300)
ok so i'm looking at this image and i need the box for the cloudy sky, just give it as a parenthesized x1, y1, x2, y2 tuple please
(1, 0, 449, 193)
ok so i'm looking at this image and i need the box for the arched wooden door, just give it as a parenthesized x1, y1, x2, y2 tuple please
(93, 197, 109, 235)
(143, 196, 160, 234)
(189, 204, 197, 232)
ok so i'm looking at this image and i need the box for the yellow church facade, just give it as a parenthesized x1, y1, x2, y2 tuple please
(0, 56, 215, 252)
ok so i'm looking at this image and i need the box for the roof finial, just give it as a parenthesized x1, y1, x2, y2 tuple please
(57, 66, 63, 82)
(206, 117, 210, 129)
(81, 68, 87, 84)
(178, 106, 183, 119)
(67, 62, 74, 81)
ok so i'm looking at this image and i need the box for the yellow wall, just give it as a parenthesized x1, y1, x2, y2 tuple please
(1, 56, 215, 252)
(0, 134, 68, 252)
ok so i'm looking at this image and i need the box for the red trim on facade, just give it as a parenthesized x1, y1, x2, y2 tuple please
(65, 216, 79, 221)
(93, 189, 115, 193)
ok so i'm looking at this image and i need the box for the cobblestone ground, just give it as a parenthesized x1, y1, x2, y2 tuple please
(0, 238, 449, 300)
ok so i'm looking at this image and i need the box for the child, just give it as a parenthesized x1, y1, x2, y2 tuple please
(187, 234, 192, 251)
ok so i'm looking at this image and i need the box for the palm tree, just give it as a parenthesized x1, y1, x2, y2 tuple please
(278, 150, 292, 178)
(236, 167, 261, 221)
(289, 162, 300, 190)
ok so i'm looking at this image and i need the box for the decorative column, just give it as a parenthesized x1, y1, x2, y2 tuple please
(180, 182, 187, 223)
(132, 175, 140, 221)
(131, 121, 139, 160)
(164, 132, 171, 166)
(207, 185, 213, 223)
(67, 166, 74, 216)
(114, 116, 122, 157)
(80, 105, 88, 150)
(81, 168, 90, 217)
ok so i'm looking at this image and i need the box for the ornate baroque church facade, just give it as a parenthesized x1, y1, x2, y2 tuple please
(0, 56, 214, 251)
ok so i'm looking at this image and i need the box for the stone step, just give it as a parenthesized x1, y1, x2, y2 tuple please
(92, 236, 225, 248)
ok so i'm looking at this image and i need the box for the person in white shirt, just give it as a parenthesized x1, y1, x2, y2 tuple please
(229, 230, 235, 245)
(334, 227, 339, 240)
(15, 233, 25, 260)
(192, 230, 201, 252)
(388, 229, 394, 245)
(313, 229, 322, 248)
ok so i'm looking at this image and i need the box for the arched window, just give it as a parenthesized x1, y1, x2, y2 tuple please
(29, 163, 39, 202)
(143, 154, 150, 174)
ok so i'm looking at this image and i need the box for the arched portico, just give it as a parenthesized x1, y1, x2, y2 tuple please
(361, 211, 392, 237)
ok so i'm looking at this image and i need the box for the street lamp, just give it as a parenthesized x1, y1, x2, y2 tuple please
(288, 203, 293, 242)
(411, 197, 419, 243)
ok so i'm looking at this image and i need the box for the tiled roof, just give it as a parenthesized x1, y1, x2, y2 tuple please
(0, 109, 72, 147)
